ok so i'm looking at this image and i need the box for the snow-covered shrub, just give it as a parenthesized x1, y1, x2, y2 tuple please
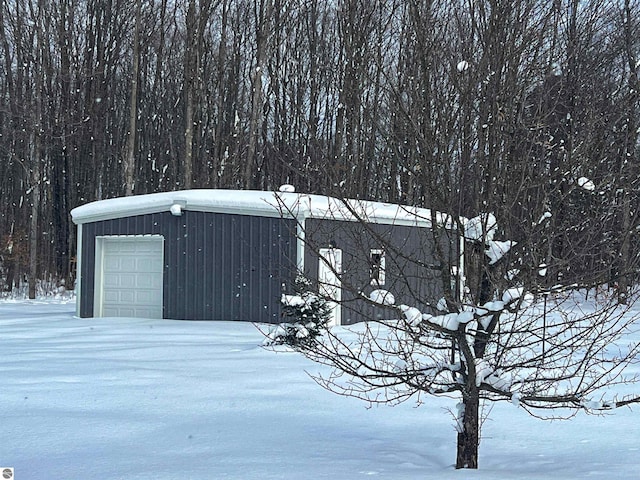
(266, 276, 331, 347)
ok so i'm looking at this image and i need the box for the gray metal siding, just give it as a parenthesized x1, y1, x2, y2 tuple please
(79, 211, 297, 321)
(303, 218, 458, 324)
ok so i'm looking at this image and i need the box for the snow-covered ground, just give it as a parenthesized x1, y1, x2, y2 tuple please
(1, 299, 638, 479)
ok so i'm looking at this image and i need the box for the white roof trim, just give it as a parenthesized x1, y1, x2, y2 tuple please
(71, 189, 451, 228)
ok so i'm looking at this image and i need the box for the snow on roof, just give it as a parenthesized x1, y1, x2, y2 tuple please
(71, 189, 450, 228)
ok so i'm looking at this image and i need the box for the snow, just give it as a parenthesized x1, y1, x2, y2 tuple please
(70, 189, 450, 229)
(537, 211, 552, 224)
(480, 300, 505, 312)
(457, 60, 469, 72)
(475, 359, 493, 387)
(464, 213, 514, 264)
(577, 177, 596, 191)
(463, 213, 497, 241)
(400, 304, 422, 326)
(437, 313, 461, 330)
(1, 299, 640, 479)
(486, 240, 516, 265)
(369, 289, 396, 306)
(281, 293, 306, 307)
(511, 392, 522, 407)
(169, 203, 183, 216)
(502, 287, 525, 303)
(436, 297, 449, 312)
(279, 184, 295, 193)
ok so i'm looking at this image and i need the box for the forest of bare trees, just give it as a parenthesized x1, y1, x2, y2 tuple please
(0, 0, 639, 296)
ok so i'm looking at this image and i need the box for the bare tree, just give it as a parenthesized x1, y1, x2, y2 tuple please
(270, 202, 640, 469)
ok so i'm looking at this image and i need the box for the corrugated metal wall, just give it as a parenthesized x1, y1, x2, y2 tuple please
(80, 211, 297, 321)
(303, 218, 458, 324)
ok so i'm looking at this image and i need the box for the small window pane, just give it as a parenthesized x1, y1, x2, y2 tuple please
(370, 249, 385, 286)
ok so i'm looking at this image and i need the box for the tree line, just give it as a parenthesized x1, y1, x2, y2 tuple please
(0, 0, 638, 296)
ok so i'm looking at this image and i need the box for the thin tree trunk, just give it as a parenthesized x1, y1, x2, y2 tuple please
(184, 87, 194, 188)
(183, 0, 202, 189)
(28, 141, 41, 300)
(617, 0, 639, 304)
(213, 0, 229, 186)
(245, 0, 272, 188)
(125, 0, 141, 195)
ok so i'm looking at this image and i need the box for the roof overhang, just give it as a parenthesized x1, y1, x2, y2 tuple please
(71, 189, 453, 229)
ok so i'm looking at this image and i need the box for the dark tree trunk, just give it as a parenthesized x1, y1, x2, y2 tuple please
(456, 392, 480, 469)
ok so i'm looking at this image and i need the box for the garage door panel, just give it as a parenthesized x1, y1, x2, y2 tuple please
(106, 306, 135, 317)
(135, 275, 156, 288)
(118, 274, 137, 288)
(118, 290, 136, 303)
(135, 290, 159, 303)
(135, 258, 161, 273)
(96, 236, 164, 319)
(102, 306, 123, 317)
(103, 273, 121, 287)
(116, 242, 137, 253)
(102, 288, 159, 306)
(104, 258, 124, 272)
(134, 307, 157, 318)
(103, 290, 120, 303)
(120, 257, 136, 271)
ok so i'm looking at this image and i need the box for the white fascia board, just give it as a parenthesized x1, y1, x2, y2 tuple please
(70, 189, 452, 230)
(71, 190, 293, 225)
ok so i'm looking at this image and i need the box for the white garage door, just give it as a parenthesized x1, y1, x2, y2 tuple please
(94, 236, 164, 318)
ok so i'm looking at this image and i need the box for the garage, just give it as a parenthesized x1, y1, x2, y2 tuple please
(71, 189, 459, 323)
(94, 236, 164, 318)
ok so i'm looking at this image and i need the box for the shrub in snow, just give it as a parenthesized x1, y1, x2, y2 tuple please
(266, 276, 331, 347)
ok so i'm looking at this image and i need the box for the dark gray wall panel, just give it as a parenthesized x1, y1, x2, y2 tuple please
(80, 211, 297, 321)
(303, 218, 458, 324)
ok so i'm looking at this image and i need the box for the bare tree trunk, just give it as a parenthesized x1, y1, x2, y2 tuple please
(457, 331, 481, 469)
(183, 0, 196, 189)
(28, 75, 42, 300)
(213, 0, 229, 186)
(184, 0, 214, 189)
(184, 87, 194, 189)
(28, 137, 41, 300)
(27, 0, 47, 299)
(618, 195, 631, 304)
(456, 392, 480, 469)
(124, 0, 141, 195)
(244, 0, 272, 188)
(617, 0, 639, 304)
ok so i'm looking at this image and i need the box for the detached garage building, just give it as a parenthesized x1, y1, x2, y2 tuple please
(71, 189, 461, 324)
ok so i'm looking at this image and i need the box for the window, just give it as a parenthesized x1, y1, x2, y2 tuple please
(370, 249, 386, 286)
